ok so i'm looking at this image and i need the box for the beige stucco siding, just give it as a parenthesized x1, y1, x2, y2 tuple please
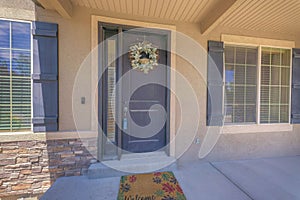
(0, 0, 36, 21)
(0, 1, 300, 161)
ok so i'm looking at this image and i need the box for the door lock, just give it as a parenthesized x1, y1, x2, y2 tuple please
(123, 106, 128, 114)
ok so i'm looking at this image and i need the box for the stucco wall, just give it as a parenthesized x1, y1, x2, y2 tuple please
(0, 1, 300, 162)
(0, 0, 36, 21)
(35, 5, 300, 161)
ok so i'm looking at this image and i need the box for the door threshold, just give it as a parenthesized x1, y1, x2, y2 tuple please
(89, 151, 176, 178)
(101, 151, 176, 173)
(120, 151, 169, 160)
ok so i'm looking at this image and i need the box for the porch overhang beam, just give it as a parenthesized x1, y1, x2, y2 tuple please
(36, 0, 73, 18)
(200, 0, 245, 35)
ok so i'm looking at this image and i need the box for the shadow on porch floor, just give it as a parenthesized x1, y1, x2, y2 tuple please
(41, 156, 300, 200)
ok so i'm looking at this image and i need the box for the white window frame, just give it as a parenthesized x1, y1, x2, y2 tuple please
(0, 18, 33, 133)
(221, 34, 294, 134)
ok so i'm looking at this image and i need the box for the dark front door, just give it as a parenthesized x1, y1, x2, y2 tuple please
(100, 24, 170, 157)
(120, 29, 169, 153)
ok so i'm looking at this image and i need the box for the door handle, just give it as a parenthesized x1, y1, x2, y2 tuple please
(123, 105, 128, 130)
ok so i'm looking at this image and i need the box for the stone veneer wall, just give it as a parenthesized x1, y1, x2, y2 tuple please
(0, 138, 97, 198)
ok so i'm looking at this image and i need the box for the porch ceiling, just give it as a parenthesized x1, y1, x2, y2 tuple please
(220, 0, 300, 35)
(69, 0, 217, 23)
(35, 0, 300, 35)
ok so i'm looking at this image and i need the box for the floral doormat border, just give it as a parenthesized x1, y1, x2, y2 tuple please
(117, 171, 186, 200)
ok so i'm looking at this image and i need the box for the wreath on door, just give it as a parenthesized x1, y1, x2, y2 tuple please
(129, 41, 159, 74)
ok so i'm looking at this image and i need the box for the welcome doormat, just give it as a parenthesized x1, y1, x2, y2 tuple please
(117, 171, 186, 200)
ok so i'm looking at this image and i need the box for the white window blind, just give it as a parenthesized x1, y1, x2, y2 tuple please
(224, 44, 291, 125)
(106, 38, 116, 142)
(224, 45, 258, 124)
(0, 20, 31, 131)
(260, 47, 291, 123)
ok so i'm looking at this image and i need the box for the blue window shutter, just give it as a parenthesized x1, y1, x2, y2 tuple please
(32, 22, 58, 132)
(291, 48, 300, 124)
(207, 41, 224, 126)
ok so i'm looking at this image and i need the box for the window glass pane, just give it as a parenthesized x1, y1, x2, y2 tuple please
(261, 66, 270, 85)
(0, 20, 10, 48)
(225, 86, 234, 104)
(235, 65, 245, 84)
(12, 77, 31, 104)
(0, 76, 10, 104)
(281, 68, 290, 86)
(224, 105, 233, 123)
(281, 49, 291, 66)
(0, 49, 10, 76)
(233, 105, 244, 123)
(270, 86, 280, 104)
(261, 48, 271, 65)
(235, 86, 245, 104)
(12, 51, 31, 77)
(246, 86, 256, 104)
(260, 86, 269, 104)
(270, 66, 280, 85)
(280, 105, 289, 123)
(0, 49, 10, 131)
(103, 28, 118, 160)
(224, 45, 258, 124)
(246, 48, 257, 65)
(245, 105, 256, 122)
(225, 46, 234, 63)
(0, 77, 11, 131)
(0, 21, 31, 132)
(11, 50, 31, 130)
(235, 47, 246, 64)
(260, 105, 269, 123)
(260, 47, 290, 124)
(246, 66, 256, 85)
(12, 104, 31, 130)
(225, 65, 234, 84)
(281, 87, 289, 104)
(271, 48, 281, 66)
(269, 105, 279, 123)
(106, 39, 116, 143)
(225, 65, 234, 113)
(12, 22, 31, 50)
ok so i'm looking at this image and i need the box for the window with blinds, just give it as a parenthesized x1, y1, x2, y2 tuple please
(0, 20, 31, 131)
(224, 45, 258, 124)
(260, 48, 291, 123)
(224, 44, 291, 125)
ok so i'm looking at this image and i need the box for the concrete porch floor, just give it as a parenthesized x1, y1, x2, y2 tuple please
(41, 156, 300, 200)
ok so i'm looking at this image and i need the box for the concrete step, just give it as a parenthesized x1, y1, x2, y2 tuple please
(87, 152, 177, 179)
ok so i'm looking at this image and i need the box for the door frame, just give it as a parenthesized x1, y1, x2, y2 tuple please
(91, 16, 176, 161)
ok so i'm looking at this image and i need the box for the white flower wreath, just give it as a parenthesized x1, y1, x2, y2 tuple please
(129, 41, 159, 74)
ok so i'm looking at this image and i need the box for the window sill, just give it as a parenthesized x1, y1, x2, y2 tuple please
(221, 124, 293, 134)
(0, 131, 97, 142)
(0, 131, 46, 142)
